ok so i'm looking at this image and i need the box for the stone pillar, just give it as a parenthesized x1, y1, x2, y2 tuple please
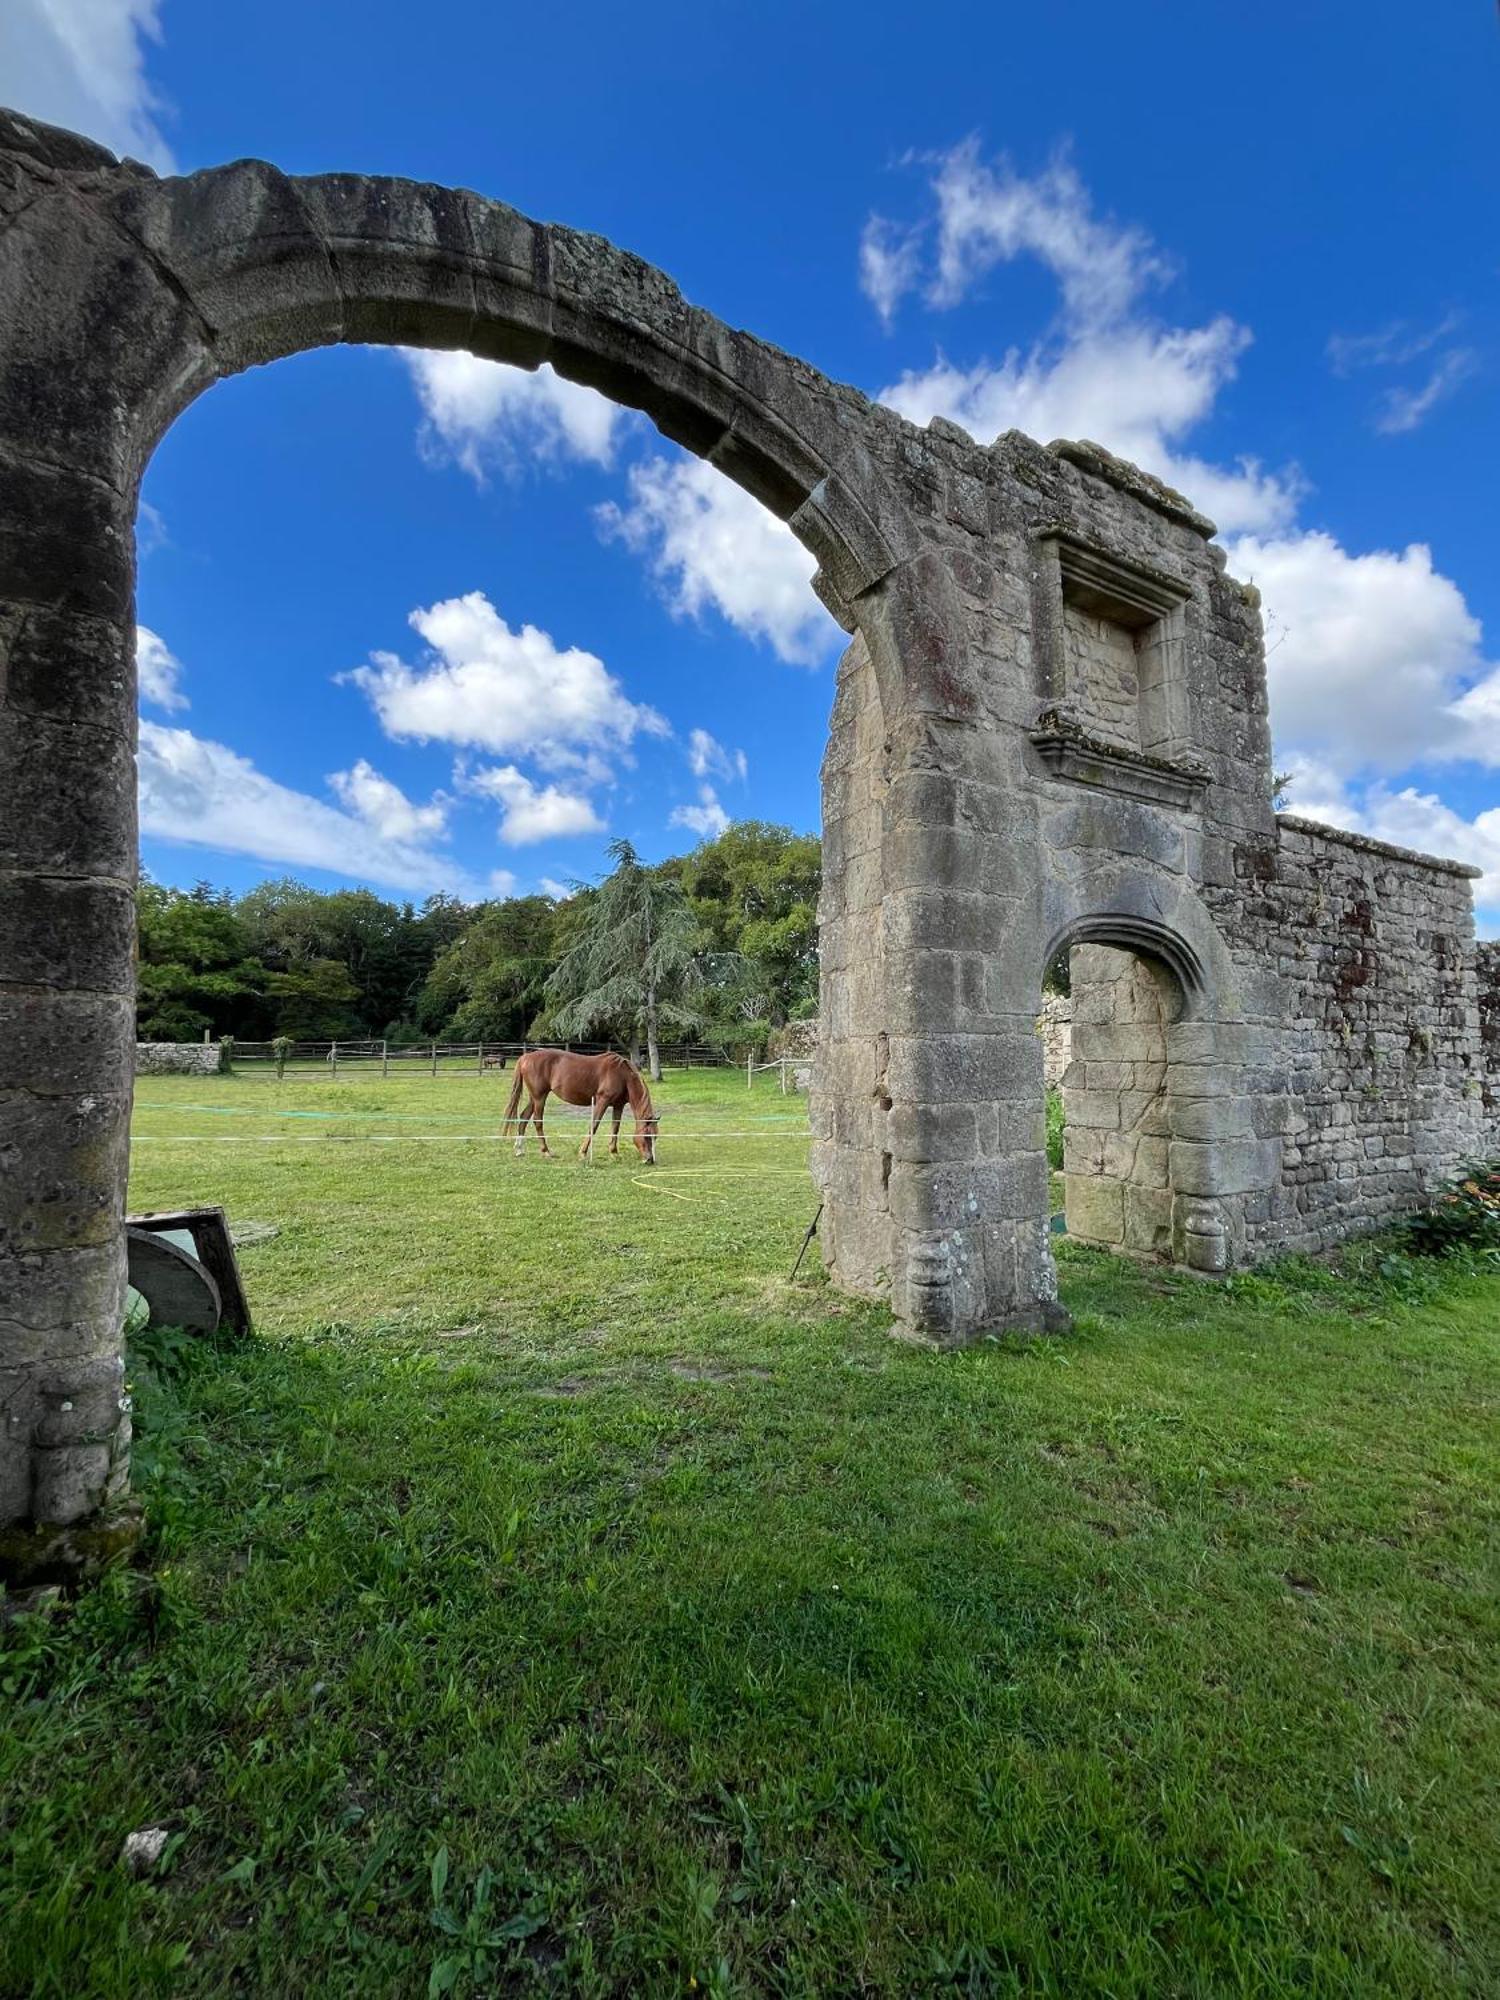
(823, 679, 1062, 1344)
(813, 634, 895, 1302)
(0, 557, 141, 1579)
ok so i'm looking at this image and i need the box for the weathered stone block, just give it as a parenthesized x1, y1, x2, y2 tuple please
(1168, 1137, 1281, 1197)
(1124, 1184, 1174, 1255)
(1065, 1175, 1125, 1243)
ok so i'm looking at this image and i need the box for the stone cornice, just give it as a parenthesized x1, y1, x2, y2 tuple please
(1029, 709, 1211, 811)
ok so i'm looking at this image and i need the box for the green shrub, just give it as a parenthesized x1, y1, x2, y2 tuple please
(1402, 1160, 1500, 1260)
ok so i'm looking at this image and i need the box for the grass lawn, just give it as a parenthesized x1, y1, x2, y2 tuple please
(3, 1065, 1498, 1996)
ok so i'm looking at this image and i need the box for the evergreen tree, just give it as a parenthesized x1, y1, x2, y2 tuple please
(544, 840, 702, 1079)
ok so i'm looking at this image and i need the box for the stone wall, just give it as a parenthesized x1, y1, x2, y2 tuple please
(1036, 995, 1072, 1089)
(769, 1018, 819, 1061)
(1064, 604, 1142, 752)
(1473, 940, 1500, 1150)
(134, 1043, 225, 1076)
(1206, 818, 1488, 1256)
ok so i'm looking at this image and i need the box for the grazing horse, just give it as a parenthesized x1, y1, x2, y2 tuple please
(501, 1049, 658, 1163)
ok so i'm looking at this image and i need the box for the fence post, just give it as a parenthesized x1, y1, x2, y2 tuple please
(382, 1039, 389, 1077)
(431, 1042, 438, 1077)
(780, 1056, 789, 1095)
(477, 1042, 485, 1073)
(747, 1050, 753, 1090)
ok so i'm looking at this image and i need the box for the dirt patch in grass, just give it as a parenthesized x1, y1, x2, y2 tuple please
(667, 1360, 774, 1385)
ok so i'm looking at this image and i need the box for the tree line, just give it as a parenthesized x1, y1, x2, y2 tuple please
(137, 821, 820, 1070)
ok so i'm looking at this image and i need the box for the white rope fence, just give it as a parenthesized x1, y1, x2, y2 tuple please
(745, 1052, 813, 1095)
(221, 1039, 736, 1079)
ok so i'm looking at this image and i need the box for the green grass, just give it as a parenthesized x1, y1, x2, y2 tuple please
(3, 1067, 1498, 1996)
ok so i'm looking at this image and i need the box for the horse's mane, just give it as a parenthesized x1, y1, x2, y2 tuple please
(625, 1063, 654, 1119)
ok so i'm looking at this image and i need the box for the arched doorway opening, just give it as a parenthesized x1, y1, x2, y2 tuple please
(130, 333, 839, 1069)
(1061, 943, 1184, 1262)
(1042, 914, 1230, 1277)
(1, 121, 948, 1569)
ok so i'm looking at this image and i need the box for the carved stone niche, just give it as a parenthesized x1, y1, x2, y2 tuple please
(1028, 528, 1208, 810)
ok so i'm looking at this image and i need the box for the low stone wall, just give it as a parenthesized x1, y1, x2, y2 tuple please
(134, 1043, 225, 1076)
(1217, 818, 1490, 1257)
(1035, 994, 1072, 1089)
(1479, 940, 1500, 1149)
(769, 1018, 819, 1061)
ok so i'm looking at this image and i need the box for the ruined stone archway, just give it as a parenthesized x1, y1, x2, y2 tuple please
(1042, 916, 1246, 1279)
(3, 109, 1496, 1576)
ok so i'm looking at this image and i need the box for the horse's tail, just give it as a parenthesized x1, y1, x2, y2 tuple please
(500, 1063, 526, 1133)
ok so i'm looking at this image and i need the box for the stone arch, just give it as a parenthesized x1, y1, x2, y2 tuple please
(0, 109, 951, 1575)
(1043, 911, 1208, 1013)
(104, 156, 920, 715)
(1036, 893, 1269, 1280)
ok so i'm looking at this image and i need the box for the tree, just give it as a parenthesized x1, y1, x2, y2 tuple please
(415, 895, 561, 1041)
(262, 958, 362, 1040)
(544, 841, 702, 1078)
(671, 821, 821, 1035)
(135, 879, 267, 1041)
(233, 878, 477, 1038)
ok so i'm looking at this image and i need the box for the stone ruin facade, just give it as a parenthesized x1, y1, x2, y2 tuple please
(1, 108, 1497, 1575)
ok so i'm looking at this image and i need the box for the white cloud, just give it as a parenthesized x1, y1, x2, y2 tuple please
(488, 868, 518, 896)
(1229, 531, 1500, 774)
(463, 764, 605, 845)
(1326, 315, 1477, 438)
(670, 785, 730, 838)
(346, 591, 666, 764)
(1, 0, 173, 169)
(1374, 350, 1478, 436)
(139, 723, 470, 895)
(539, 877, 573, 901)
(866, 140, 1497, 914)
(687, 727, 747, 783)
(136, 624, 187, 711)
(598, 455, 840, 666)
(867, 143, 1299, 536)
(136, 499, 169, 555)
(860, 215, 924, 328)
(327, 758, 449, 842)
(883, 322, 1298, 536)
(929, 140, 1168, 327)
(1276, 757, 1500, 930)
(403, 352, 620, 482)
(1327, 314, 1462, 375)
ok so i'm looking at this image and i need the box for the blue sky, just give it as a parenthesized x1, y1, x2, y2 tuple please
(7, 1, 1499, 927)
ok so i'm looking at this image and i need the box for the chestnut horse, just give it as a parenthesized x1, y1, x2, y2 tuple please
(501, 1049, 658, 1163)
